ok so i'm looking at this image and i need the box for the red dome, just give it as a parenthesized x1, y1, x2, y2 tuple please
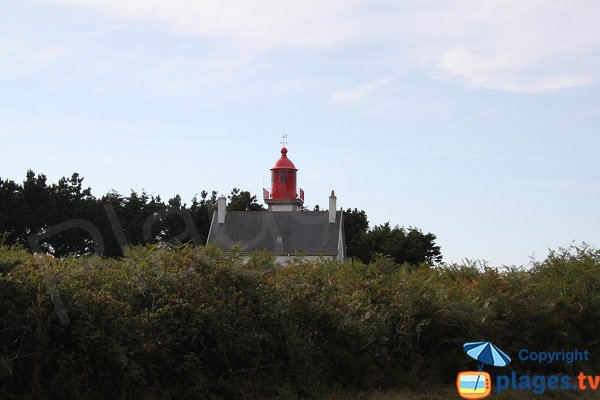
(271, 147, 297, 170)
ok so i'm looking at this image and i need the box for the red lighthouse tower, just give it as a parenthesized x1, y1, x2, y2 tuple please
(263, 146, 304, 211)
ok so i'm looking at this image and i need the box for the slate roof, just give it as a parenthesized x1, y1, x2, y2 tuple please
(207, 210, 343, 256)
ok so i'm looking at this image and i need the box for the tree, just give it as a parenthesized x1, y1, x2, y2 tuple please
(0, 178, 24, 244)
(189, 190, 218, 244)
(355, 223, 442, 265)
(227, 188, 264, 211)
(0, 171, 442, 263)
(48, 173, 99, 255)
(343, 208, 369, 258)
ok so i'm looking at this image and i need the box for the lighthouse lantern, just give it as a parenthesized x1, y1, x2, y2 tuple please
(264, 147, 304, 211)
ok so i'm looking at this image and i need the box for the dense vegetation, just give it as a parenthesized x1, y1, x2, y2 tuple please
(1, 243, 598, 399)
(0, 171, 441, 264)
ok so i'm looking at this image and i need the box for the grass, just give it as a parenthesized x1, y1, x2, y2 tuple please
(323, 386, 600, 399)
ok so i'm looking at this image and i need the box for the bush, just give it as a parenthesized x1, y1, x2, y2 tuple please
(0, 244, 598, 399)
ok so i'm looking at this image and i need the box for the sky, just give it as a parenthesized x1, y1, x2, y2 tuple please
(1, 0, 599, 266)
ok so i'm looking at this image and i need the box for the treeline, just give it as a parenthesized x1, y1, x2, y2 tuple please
(0, 244, 598, 399)
(0, 171, 441, 264)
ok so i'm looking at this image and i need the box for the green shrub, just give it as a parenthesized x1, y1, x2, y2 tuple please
(0, 243, 598, 399)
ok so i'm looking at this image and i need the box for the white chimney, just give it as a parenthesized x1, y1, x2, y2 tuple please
(329, 190, 337, 223)
(217, 196, 226, 223)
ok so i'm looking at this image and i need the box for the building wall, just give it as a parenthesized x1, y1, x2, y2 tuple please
(268, 203, 299, 212)
(337, 210, 345, 261)
(274, 255, 337, 264)
(337, 229, 345, 261)
(239, 255, 338, 264)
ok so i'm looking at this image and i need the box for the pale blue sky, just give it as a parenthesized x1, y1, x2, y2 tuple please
(1, 0, 599, 265)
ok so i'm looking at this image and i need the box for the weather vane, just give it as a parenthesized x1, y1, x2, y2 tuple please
(281, 131, 288, 146)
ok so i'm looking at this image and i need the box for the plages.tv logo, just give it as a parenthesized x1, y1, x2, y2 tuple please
(456, 341, 511, 399)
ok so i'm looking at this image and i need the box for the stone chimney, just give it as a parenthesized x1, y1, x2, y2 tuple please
(217, 196, 226, 224)
(329, 190, 337, 223)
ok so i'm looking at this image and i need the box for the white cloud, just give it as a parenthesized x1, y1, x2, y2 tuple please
(0, 42, 65, 79)
(42, 0, 364, 49)
(139, 49, 259, 92)
(331, 77, 395, 105)
(36, 0, 600, 93)
(439, 47, 591, 93)
(421, 1, 600, 92)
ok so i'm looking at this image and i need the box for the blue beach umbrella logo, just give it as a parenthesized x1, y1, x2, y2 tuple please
(463, 341, 511, 370)
(457, 342, 510, 399)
